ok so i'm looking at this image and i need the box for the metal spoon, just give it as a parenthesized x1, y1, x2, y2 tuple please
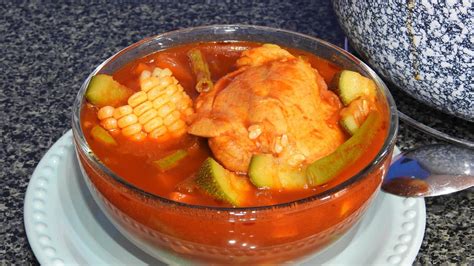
(382, 144, 474, 197)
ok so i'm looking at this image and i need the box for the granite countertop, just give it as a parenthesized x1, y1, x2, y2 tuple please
(1, 1, 472, 264)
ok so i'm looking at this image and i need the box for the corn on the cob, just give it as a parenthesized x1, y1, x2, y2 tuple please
(97, 67, 194, 141)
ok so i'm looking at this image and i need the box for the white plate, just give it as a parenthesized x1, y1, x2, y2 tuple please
(24, 131, 425, 265)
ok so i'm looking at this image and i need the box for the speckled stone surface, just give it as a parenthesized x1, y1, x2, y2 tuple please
(333, 0, 474, 121)
(0, 1, 472, 265)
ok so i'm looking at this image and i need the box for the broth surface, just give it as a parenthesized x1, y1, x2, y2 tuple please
(81, 41, 388, 207)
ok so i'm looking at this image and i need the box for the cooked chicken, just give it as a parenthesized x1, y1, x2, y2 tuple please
(188, 44, 345, 173)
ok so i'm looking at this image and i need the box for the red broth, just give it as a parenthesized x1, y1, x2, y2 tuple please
(81, 41, 388, 207)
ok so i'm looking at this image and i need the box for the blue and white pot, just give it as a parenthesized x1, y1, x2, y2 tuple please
(333, 0, 473, 121)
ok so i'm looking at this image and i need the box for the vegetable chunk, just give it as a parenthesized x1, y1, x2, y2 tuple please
(90, 125, 117, 146)
(154, 149, 188, 172)
(85, 74, 132, 107)
(330, 70, 378, 135)
(187, 48, 214, 93)
(94, 68, 194, 141)
(249, 154, 307, 189)
(306, 111, 382, 185)
(195, 158, 251, 206)
(330, 70, 376, 106)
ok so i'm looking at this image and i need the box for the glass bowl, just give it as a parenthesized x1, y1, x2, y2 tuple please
(72, 25, 398, 264)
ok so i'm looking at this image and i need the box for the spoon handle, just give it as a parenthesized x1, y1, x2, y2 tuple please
(424, 174, 474, 196)
(398, 111, 474, 149)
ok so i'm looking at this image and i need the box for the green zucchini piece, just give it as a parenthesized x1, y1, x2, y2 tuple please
(85, 74, 132, 107)
(306, 112, 381, 185)
(331, 70, 377, 106)
(187, 48, 214, 93)
(248, 154, 307, 189)
(153, 149, 188, 172)
(90, 125, 117, 146)
(339, 98, 371, 135)
(195, 158, 251, 206)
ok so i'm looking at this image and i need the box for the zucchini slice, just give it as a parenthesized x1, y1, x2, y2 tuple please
(195, 158, 251, 206)
(90, 125, 117, 146)
(330, 70, 376, 106)
(248, 154, 307, 190)
(85, 74, 132, 107)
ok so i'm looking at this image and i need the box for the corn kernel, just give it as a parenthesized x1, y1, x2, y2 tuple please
(133, 101, 153, 116)
(152, 67, 163, 77)
(128, 91, 148, 107)
(152, 96, 168, 109)
(140, 77, 160, 92)
(113, 105, 133, 119)
(168, 91, 182, 104)
(117, 114, 138, 128)
(164, 110, 180, 126)
(158, 102, 174, 117)
(149, 126, 167, 139)
(98, 106, 115, 120)
(160, 68, 172, 77)
(130, 131, 147, 141)
(140, 70, 151, 80)
(153, 67, 172, 78)
(122, 123, 142, 137)
(143, 117, 163, 133)
(165, 84, 178, 96)
(100, 117, 118, 130)
(138, 109, 158, 124)
(168, 119, 185, 133)
(153, 68, 172, 78)
(147, 87, 165, 101)
(157, 76, 173, 89)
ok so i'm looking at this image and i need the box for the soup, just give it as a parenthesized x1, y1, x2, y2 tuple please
(74, 28, 396, 263)
(81, 41, 388, 208)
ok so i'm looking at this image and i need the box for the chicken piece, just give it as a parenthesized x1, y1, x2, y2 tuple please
(188, 44, 345, 173)
(236, 44, 295, 68)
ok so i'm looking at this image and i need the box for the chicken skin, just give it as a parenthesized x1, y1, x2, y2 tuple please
(188, 44, 345, 173)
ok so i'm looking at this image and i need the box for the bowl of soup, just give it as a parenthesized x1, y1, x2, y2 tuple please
(72, 25, 398, 264)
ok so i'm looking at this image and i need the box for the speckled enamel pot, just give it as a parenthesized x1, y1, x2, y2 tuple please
(333, 0, 473, 121)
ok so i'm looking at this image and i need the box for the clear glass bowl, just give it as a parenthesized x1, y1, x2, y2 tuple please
(72, 25, 398, 264)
